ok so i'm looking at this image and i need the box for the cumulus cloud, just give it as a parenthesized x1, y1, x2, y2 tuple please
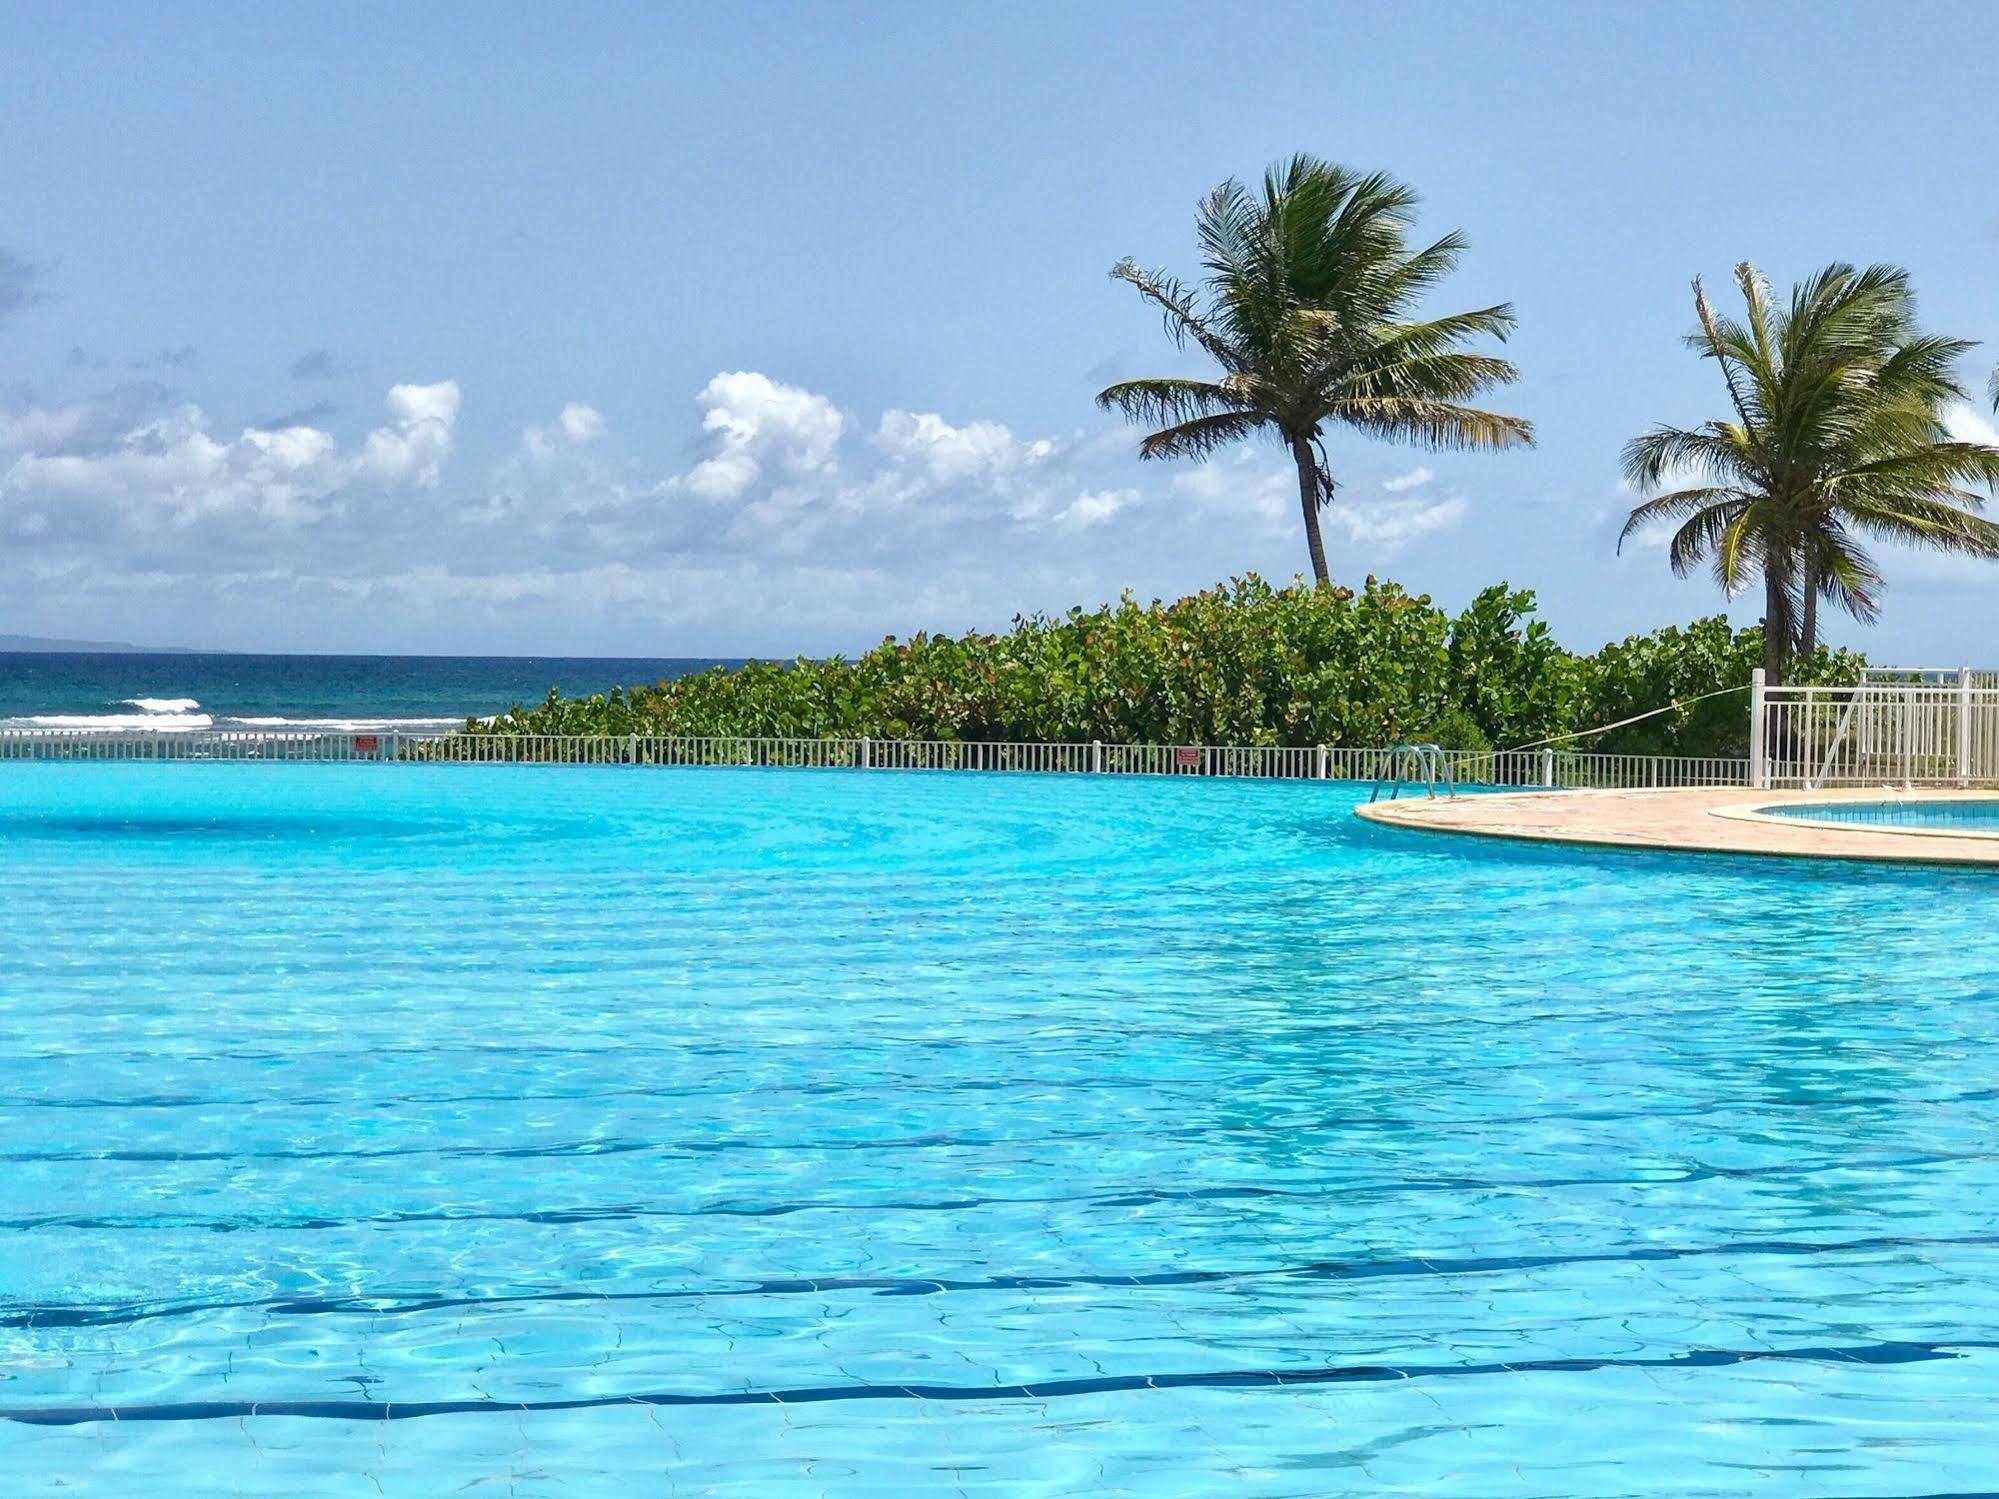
(1332, 494, 1467, 549)
(674, 371, 844, 500)
(8, 406, 339, 528)
(0, 392, 98, 453)
(524, 401, 607, 462)
(1050, 487, 1139, 531)
(0, 380, 464, 537)
(559, 402, 605, 443)
(0, 364, 1497, 651)
(357, 380, 461, 486)
(1944, 401, 1999, 449)
(0, 381, 176, 457)
(1171, 453, 1295, 531)
(873, 409, 1053, 485)
(1173, 452, 1464, 552)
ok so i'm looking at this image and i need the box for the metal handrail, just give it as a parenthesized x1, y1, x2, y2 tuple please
(1369, 742, 1457, 802)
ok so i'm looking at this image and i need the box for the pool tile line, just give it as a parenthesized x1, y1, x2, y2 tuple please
(10, 1224, 1999, 1331)
(1, 1338, 1982, 1427)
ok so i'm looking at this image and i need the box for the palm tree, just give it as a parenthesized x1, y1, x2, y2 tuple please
(1097, 155, 1532, 586)
(1621, 262, 1999, 682)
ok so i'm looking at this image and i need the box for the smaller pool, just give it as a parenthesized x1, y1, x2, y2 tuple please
(1768, 797, 1999, 830)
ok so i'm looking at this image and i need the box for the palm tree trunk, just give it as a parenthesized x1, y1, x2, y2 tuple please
(1799, 564, 1819, 658)
(1290, 437, 1331, 586)
(1762, 566, 1792, 687)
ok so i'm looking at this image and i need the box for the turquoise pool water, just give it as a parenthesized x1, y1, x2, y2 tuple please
(1770, 797, 1999, 830)
(4, 764, 1998, 1495)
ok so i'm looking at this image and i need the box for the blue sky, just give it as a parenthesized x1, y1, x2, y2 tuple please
(4, 1, 1997, 657)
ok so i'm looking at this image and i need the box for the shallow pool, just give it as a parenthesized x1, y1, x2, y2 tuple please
(1769, 797, 1999, 831)
(4, 764, 1998, 1495)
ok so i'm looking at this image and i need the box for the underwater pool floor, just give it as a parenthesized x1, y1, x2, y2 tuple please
(5, 764, 1999, 1495)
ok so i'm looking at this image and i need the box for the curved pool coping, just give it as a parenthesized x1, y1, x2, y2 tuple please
(1714, 794, 1999, 845)
(1354, 786, 1999, 867)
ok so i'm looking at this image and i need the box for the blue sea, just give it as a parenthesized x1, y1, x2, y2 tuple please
(0, 652, 739, 732)
(4, 763, 1998, 1493)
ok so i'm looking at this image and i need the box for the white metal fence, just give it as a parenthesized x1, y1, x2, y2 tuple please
(30, 666, 1999, 792)
(1860, 666, 1999, 690)
(1754, 668, 1999, 787)
(0, 727, 1756, 790)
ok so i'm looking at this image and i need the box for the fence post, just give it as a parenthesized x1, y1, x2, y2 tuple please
(1091, 739, 1102, 775)
(1316, 744, 1328, 780)
(860, 735, 871, 771)
(1959, 666, 1974, 786)
(1749, 667, 1768, 789)
(1540, 747, 1554, 788)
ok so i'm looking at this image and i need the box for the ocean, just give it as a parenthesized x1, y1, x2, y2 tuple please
(0, 652, 742, 732)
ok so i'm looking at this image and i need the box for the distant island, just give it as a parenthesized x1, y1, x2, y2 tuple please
(0, 634, 208, 654)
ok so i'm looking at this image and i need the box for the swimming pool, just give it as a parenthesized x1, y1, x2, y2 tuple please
(4, 764, 1997, 1495)
(1769, 796, 1999, 831)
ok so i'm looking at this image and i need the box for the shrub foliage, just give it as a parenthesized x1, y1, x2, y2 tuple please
(467, 576, 1864, 759)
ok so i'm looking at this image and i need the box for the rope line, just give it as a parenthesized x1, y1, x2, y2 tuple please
(1499, 683, 1750, 755)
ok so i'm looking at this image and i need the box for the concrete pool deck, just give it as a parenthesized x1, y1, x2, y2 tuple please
(1355, 786, 1999, 866)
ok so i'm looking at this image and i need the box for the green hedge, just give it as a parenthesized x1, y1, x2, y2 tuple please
(464, 576, 1864, 759)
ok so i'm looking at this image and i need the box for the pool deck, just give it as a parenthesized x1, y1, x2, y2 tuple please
(1355, 786, 1999, 866)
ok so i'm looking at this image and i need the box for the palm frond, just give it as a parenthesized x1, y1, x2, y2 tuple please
(1134, 410, 1270, 461)
(1620, 425, 1756, 491)
(1341, 350, 1522, 405)
(1619, 486, 1742, 556)
(1838, 491, 1999, 555)
(1663, 497, 1749, 578)
(1095, 377, 1253, 428)
(1336, 397, 1533, 451)
(1107, 259, 1247, 373)
(1102, 153, 1529, 581)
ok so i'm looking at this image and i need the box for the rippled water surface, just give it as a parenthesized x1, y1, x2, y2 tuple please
(4, 764, 1998, 1495)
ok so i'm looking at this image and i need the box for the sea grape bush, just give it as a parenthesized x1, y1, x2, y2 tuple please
(465, 576, 1865, 758)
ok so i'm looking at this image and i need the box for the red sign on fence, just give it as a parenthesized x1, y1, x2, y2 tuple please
(1174, 747, 1201, 770)
(353, 735, 380, 753)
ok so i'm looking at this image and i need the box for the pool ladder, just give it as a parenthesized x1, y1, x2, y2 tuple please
(1369, 743, 1458, 802)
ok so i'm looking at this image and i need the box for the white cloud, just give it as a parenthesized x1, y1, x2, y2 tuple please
(1944, 401, 1999, 449)
(1171, 453, 1294, 531)
(1381, 465, 1434, 492)
(523, 400, 608, 462)
(676, 371, 844, 500)
(1050, 487, 1138, 531)
(1331, 494, 1467, 550)
(1, 380, 462, 533)
(357, 380, 461, 486)
(873, 410, 1053, 485)
(0, 363, 1501, 651)
(0, 398, 93, 452)
(558, 402, 606, 443)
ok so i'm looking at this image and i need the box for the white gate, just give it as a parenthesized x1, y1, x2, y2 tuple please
(1754, 668, 1999, 787)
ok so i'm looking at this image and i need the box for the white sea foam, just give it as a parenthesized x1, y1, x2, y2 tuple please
(1, 713, 463, 734)
(21, 712, 215, 731)
(2, 689, 464, 734)
(229, 717, 462, 732)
